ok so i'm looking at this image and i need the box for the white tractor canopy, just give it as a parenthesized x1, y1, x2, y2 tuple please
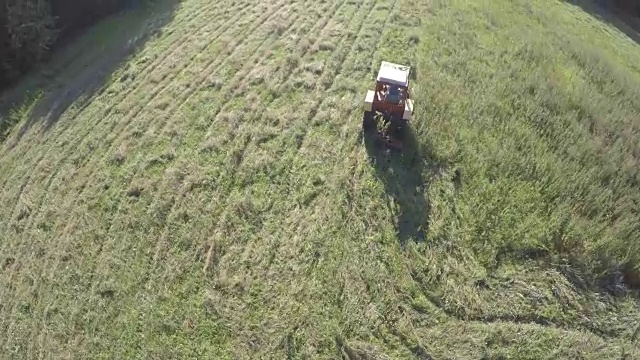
(376, 61, 410, 87)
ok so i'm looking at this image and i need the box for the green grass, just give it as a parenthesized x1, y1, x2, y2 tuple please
(2, 0, 640, 358)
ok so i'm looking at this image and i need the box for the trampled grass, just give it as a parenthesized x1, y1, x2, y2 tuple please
(1, 0, 640, 358)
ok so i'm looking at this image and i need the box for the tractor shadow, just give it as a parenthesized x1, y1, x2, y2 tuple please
(362, 111, 431, 245)
(0, 0, 179, 145)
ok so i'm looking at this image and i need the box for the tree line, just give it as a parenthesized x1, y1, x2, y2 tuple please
(2, 1, 640, 92)
(1, 0, 136, 90)
(612, 0, 640, 15)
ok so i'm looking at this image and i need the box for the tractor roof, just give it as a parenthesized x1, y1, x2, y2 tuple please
(376, 61, 410, 87)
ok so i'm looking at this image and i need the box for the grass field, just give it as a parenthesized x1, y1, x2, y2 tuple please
(2, 0, 640, 358)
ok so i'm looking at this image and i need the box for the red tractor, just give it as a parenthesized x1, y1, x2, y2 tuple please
(363, 61, 414, 149)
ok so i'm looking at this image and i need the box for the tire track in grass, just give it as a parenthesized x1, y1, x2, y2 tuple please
(96, 0, 261, 134)
(110, 0, 308, 241)
(0, 1, 255, 235)
(209, 0, 349, 111)
(78, 0, 292, 186)
(3, 0, 265, 239)
(16, 0, 252, 176)
(217, 0, 371, 267)
(85, 0, 287, 163)
(364, 0, 403, 74)
(336, 0, 401, 226)
(212, 0, 364, 140)
(330, 0, 400, 139)
(187, 0, 353, 207)
(8, 0, 330, 306)
(16, 36, 270, 282)
(150, 0, 353, 267)
(215, 0, 374, 285)
(9, 0, 284, 258)
(211, 0, 356, 188)
(344, 0, 401, 82)
(0, 0, 240, 190)
(293, 0, 381, 152)
(78, 2, 291, 198)
(0, 0, 208, 156)
(282, 0, 357, 89)
(149, 2, 298, 128)
(8, 0, 350, 352)
(47, 0, 239, 131)
(142, 0, 354, 274)
(190, 0, 362, 155)
(312, 0, 398, 253)
(86, 0, 302, 291)
(1, 7, 256, 240)
(266, 0, 350, 93)
(311, 0, 397, 128)
(54, 0, 253, 135)
(45, 0, 294, 283)
(331, 0, 402, 159)
(6, 0, 263, 224)
(237, 0, 389, 280)
(3, 1, 268, 260)
(221, 0, 336, 100)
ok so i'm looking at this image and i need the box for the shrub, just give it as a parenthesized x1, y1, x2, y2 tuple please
(1, 0, 56, 87)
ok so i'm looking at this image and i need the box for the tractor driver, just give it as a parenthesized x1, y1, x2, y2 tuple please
(378, 84, 388, 101)
(385, 85, 401, 104)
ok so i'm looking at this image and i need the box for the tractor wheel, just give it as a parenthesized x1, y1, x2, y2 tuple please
(363, 111, 376, 133)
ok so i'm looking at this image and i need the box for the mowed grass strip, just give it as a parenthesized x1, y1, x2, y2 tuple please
(60, 0, 296, 221)
(0, 0, 239, 189)
(2, 0, 640, 358)
(14, 0, 266, 201)
(0, 0, 255, 233)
